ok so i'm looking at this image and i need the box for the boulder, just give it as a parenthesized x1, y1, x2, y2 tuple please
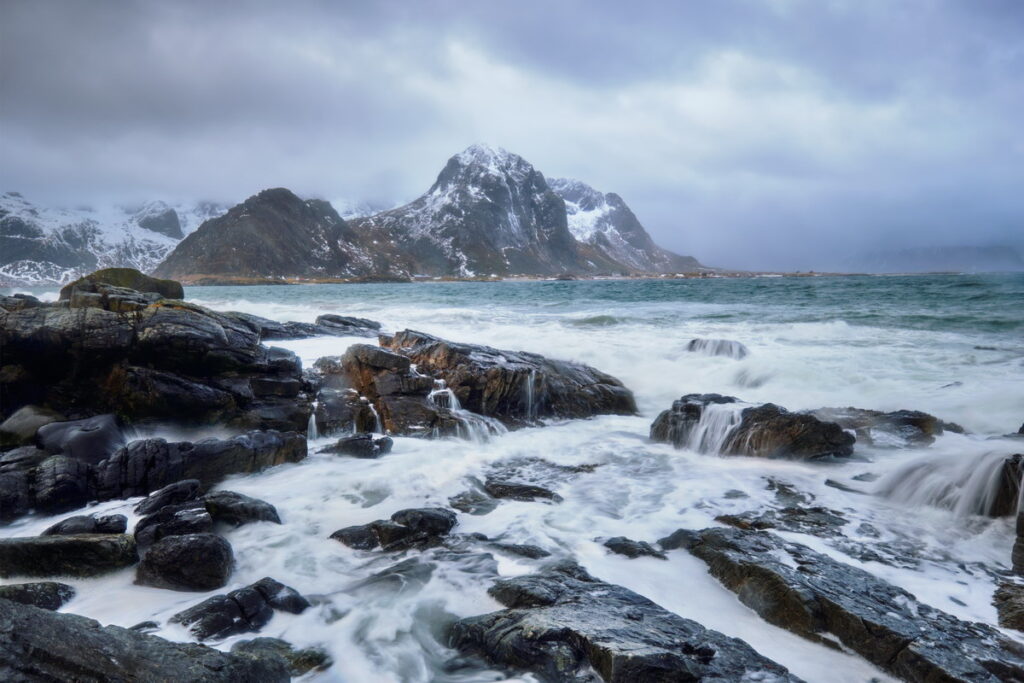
(134, 502, 213, 547)
(450, 561, 799, 682)
(0, 470, 30, 521)
(811, 406, 963, 447)
(0, 534, 138, 578)
(35, 414, 127, 465)
(42, 513, 127, 536)
(312, 388, 378, 435)
(0, 598, 289, 681)
(329, 524, 380, 550)
(995, 583, 1024, 631)
(203, 490, 281, 526)
(135, 533, 234, 591)
(602, 536, 666, 560)
(32, 455, 92, 513)
(0, 582, 75, 610)
(59, 267, 184, 301)
(170, 577, 309, 641)
(0, 405, 64, 449)
(231, 638, 332, 677)
(484, 479, 562, 503)
(319, 433, 393, 458)
(134, 479, 201, 515)
(651, 394, 855, 460)
(686, 526, 1024, 682)
(390, 507, 457, 535)
(330, 507, 458, 552)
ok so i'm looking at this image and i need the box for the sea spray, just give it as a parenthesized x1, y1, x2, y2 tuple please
(687, 401, 748, 454)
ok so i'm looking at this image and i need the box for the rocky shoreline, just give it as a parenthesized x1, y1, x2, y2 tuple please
(1, 268, 1022, 681)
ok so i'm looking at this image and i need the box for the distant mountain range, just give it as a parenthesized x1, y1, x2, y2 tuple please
(2, 146, 701, 286)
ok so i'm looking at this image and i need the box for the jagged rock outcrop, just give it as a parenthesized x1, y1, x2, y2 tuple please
(0, 598, 290, 681)
(59, 267, 184, 300)
(684, 526, 1024, 682)
(225, 310, 381, 341)
(170, 577, 309, 640)
(650, 394, 855, 460)
(331, 507, 457, 552)
(449, 561, 799, 682)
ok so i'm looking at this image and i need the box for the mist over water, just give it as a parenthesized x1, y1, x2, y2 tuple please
(4, 272, 1023, 681)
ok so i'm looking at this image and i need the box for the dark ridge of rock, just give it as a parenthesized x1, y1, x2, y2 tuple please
(657, 528, 698, 551)
(990, 453, 1024, 518)
(715, 506, 848, 537)
(483, 479, 562, 503)
(35, 414, 127, 465)
(59, 267, 184, 301)
(330, 507, 458, 552)
(1014, 511, 1024, 576)
(319, 433, 394, 458)
(0, 534, 138, 578)
(685, 338, 750, 359)
(390, 507, 457, 535)
(134, 479, 202, 515)
(811, 406, 963, 447)
(135, 533, 234, 591)
(995, 583, 1024, 631)
(381, 329, 637, 427)
(171, 577, 309, 641)
(311, 388, 378, 435)
(329, 524, 380, 550)
(42, 513, 127, 536)
(490, 543, 551, 559)
(650, 394, 855, 460)
(223, 311, 381, 341)
(687, 526, 1024, 682)
(0, 405, 64, 449)
(134, 501, 213, 547)
(204, 490, 281, 527)
(0, 598, 289, 681)
(602, 536, 667, 559)
(449, 560, 800, 682)
(232, 638, 332, 677)
(0, 582, 75, 610)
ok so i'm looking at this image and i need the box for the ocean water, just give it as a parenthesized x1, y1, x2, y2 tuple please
(4, 273, 1024, 681)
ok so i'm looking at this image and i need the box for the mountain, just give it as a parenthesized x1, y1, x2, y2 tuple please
(0, 192, 225, 286)
(548, 178, 700, 273)
(153, 188, 408, 281)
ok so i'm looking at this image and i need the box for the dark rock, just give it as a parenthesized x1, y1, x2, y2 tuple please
(0, 534, 138, 577)
(0, 582, 75, 610)
(231, 637, 332, 677)
(715, 506, 848, 537)
(130, 620, 161, 633)
(0, 470, 30, 521)
(996, 583, 1024, 631)
(657, 528, 698, 550)
(484, 479, 562, 503)
(330, 524, 380, 550)
(689, 526, 1024, 682)
(370, 520, 429, 551)
(0, 405, 64, 449)
(204, 490, 281, 526)
(0, 445, 48, 473)
(312, 388, 378, 435)
(811, 406, 963, 447)
(448, 489, 499, 516)
(134, 501, 213, 546)
(32, 455, 92, 512)
(824, 478, 868, 494)
(35, 414, 126, 465)
(0, 598, 288, 681)
(135, 533, 234, 591)
(320, 433, 393, 458)
(450, 560, 799, 682)
(134, 479, 202, 515)
(60, 267, 184, 301)
(685, 338, 749, 359)
(0, 293, 43, 311)
(1014, 511, 1024, 575)
(390, 507, 457, 535)
(490, 543, 551, 559)
(42, 513, 127, 536)
(603, 536, 667, 559)
(651, 394, 855, 460)
(331, 508, 457, 553)
(170, 577, 309, 641)
(989, 454, 1024, 517)
(315, 313, 381, 335)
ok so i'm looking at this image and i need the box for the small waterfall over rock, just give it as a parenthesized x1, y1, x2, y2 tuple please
(429, 379, 507, 442)
(875, 451, 1023, 518)
(687, 402, 748, 454)
(307, 400, 320, 440)
(686, 338, 750, 359)
(368, 402, 383, 434)
(522, 369, 538, 422)
(428, 380, 461, 411)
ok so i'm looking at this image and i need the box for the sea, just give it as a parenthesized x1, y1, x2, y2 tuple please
(4, 272, 1024, 681)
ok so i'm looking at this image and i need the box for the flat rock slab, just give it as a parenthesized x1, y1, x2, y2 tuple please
(0, 534, 138, 578)
(450, 561, 800, 682)
(0, 582, 75, 610)
(687, 527, 1024, 682)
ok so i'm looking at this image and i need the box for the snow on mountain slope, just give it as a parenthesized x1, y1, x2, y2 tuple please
(0, 192, 226, 286)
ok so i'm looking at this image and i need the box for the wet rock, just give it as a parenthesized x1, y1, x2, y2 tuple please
(490, 543, 551, 559)
(688, 526, 1024, 682)
(315, 313, 381, 336)
(0, 469, 31, 521)
(602, 536, 667, 559)
(0, 293, 42, 311)
(42, 513, 127, 536)
(204, 490, 281, 526)
(0, 405, 64, 449)
(170, 577, 309, 641)
(450, 560, 799, 682)
(320, 433, 393, 458)
(391, 507, 457, 535)
(134, 479, 202, 515)
(0, 534, 138, 578)
(231, 637, 332, 676)
(330, 524, 380, 550)
(59, 267, 184, 301)
(330, 508, 458, 552)
(685, 338, 749, 359)
(657, 528, 698, 550)
(312, 388, 378, 435)
(226, 311, 380, 341)
(0, 598, 289, 681)
(1014, 511, 1024, 575)
(35, 414, 127, 465)
(0, 582, 75, 610)
(483, 479, 562, 503)
(989, 453, 1024, 517)
(651, 394, 855, 460)
(381, 329, 637, 426)
(134, 501, 213, 546)
(824, 478, 868, 494)
(715, 506, 848, 537)
(995, 583, 1024, 630)
(32, 455, 92, 513)
(135, 533, 234, 591)
(448, 488, 499, 516)
(811, 406, 963, 447)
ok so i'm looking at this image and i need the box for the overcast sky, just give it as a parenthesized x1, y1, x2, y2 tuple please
(2, 0, 1022, 269)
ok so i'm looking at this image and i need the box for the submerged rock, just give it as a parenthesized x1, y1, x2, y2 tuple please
(685, 338, 749, 359)
(602, 536, 666, 559)
(450, 560, 799, 682)
(0, 534, 138, 578)
(231, 637, 332, 677)
(0, 598, 289, 681)
(686, 526, 1024, 682)
(651, 394, 855, 460)
(715, 506, 848, 537)
(135, 533, 234, 591)
(811, 406, 963, 447)
(0, 581, 75, 610)
(483, 479, 562, 502)
(170, 577, 309, 641)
